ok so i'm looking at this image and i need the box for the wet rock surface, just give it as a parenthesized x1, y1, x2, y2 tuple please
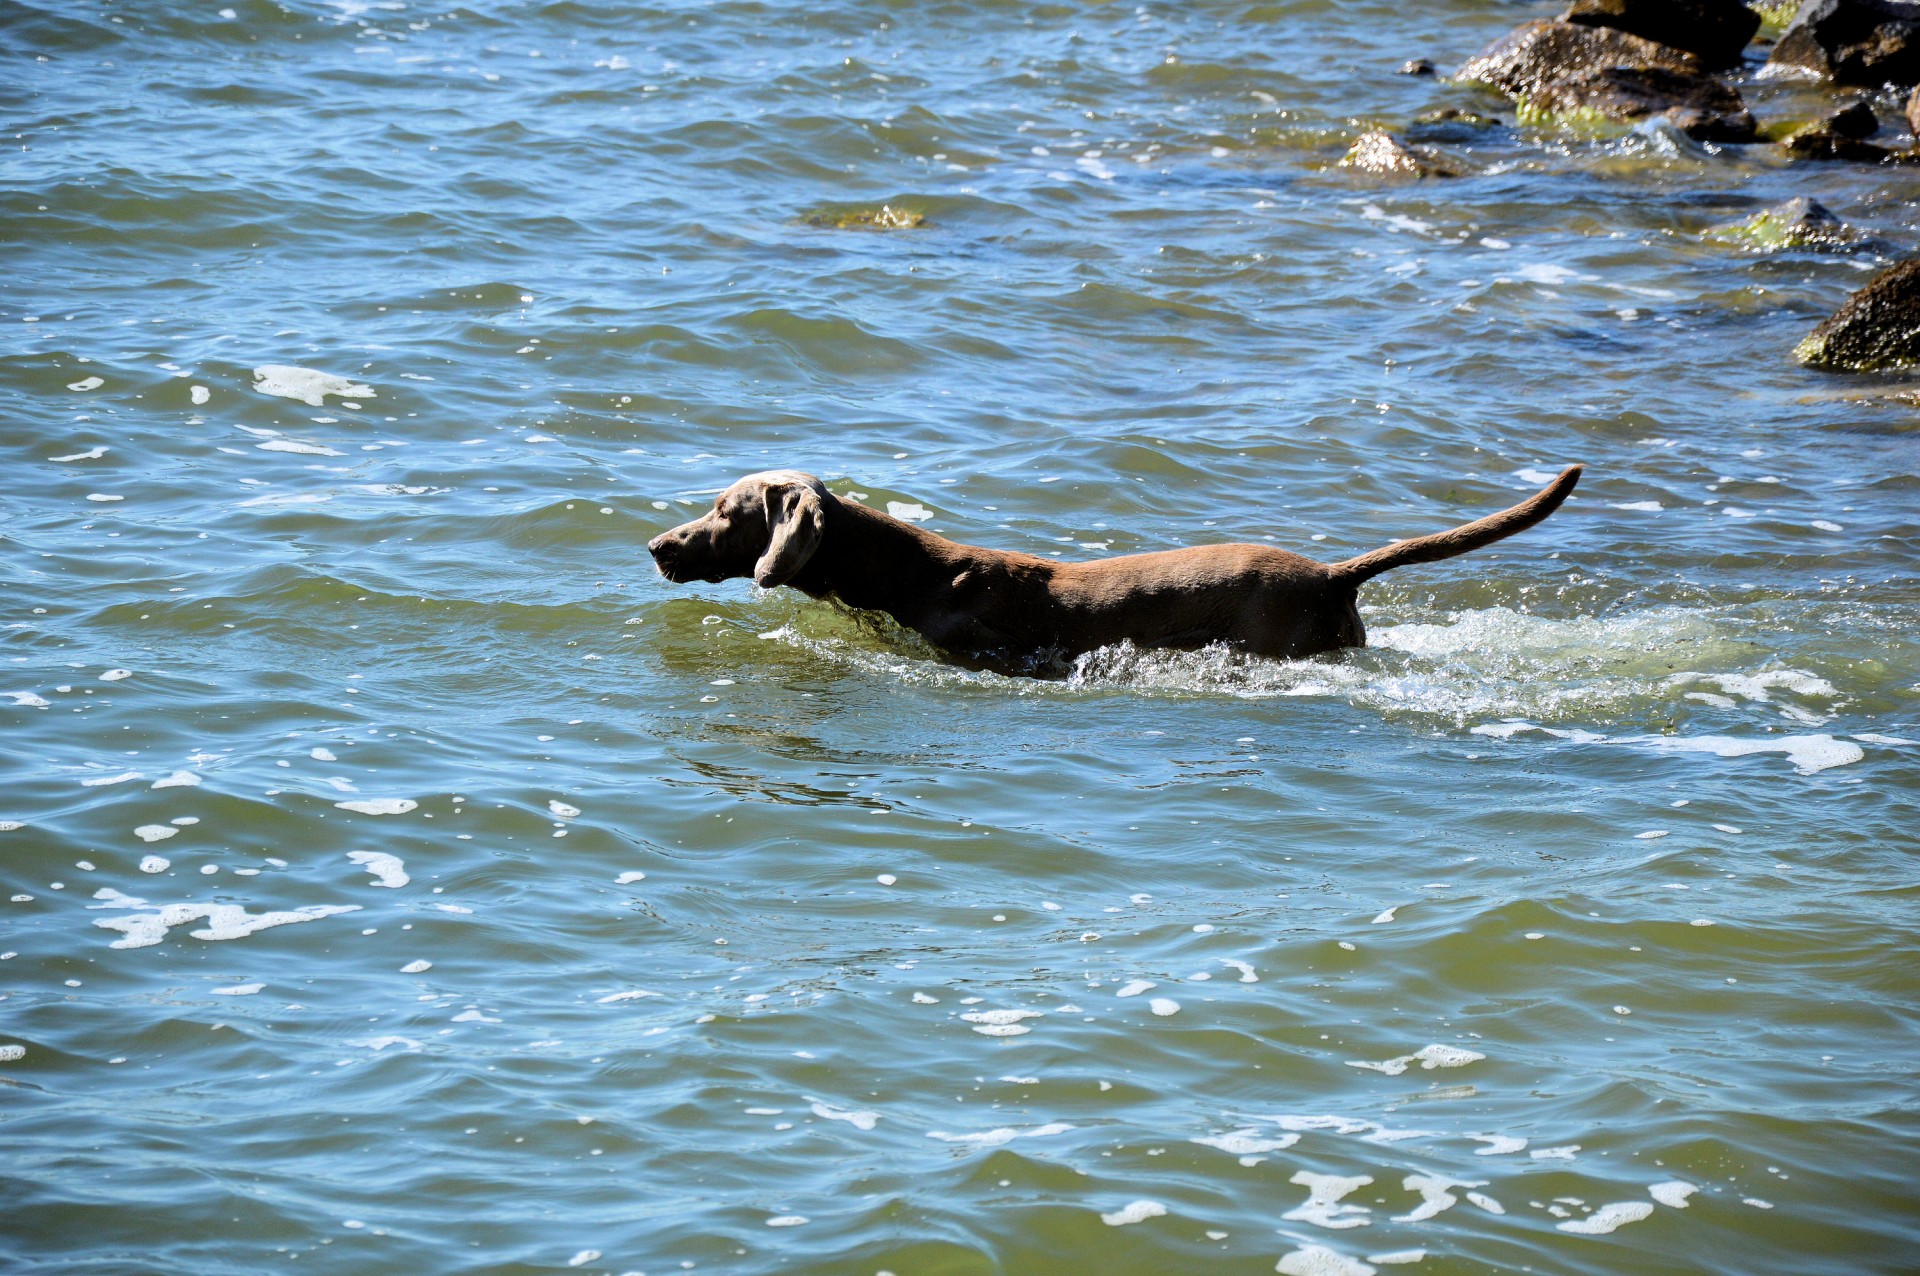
(1561, 0, 1762, 69)
(1456, 20, 1757, 140)
(1706, 196, 1862, 249)
(1795, 257, 1920, 369)
(1906, 84, 1920, 133)
(1339, 129, 1465, 177)
(1765, 0, 1920, 85)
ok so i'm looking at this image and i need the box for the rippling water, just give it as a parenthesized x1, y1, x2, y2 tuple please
(4, 0, 1919, 1272)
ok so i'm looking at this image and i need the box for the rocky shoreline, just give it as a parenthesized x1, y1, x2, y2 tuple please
(1342, 0, 1920, 372)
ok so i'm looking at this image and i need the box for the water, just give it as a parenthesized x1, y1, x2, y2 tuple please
(3, 0, 1918, 1272)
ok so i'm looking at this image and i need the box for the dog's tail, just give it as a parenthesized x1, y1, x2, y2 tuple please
(1326, 465, 1582, 587)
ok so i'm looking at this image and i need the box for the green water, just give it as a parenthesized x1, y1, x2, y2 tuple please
(3, 0, 1918, 1273)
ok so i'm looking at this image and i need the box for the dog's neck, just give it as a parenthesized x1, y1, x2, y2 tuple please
(787, 493, 960, 616)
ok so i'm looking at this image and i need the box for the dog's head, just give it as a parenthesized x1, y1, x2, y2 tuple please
(648, 470, 829, 588)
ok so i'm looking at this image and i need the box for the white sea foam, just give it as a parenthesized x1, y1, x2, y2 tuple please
(595, 990, 660, 1003)
(1470, 1134, 1527, 1155)
(335, 798, 417, 815)
(962, 1009, 1043, 1026)
(400, 959, 432, 973)
(211, 982, 263, 995)
(1629, 733, 1862, 774)
(764, 1215, 808, 1227)
(252, 365, 374, 406)
(151, 771, 201, 789)
(1098, 1199, 1165, 1226)
(1115, 979, 1156, 997)
(1557, 1201, 1654, 1235)
(548, 799, 580, 818)
(68, 375, 105, 391)
(138, 856, 170, 874)
(1347, 1044, 1483, 1076)
(1285, 1172, 1373, 1229)
(256, 438, 345, 456)
(347, 851, 408, 888)
(1190, 1128, 1300, 1156)
(809, 1101, 879, 1131)
(1277, 1246, 1375, 1276)
(1395, 1173, 1483, 1222)
(83, 771, 143, 787)
(927, 1121, 1071, 1147)
(7, 692, 51, 709)
(134, 825, 178, 843)
(614, 871, 647, 884)
(1219, 957, 1258, 982)
(91, 894, 361, 949)
(50, 445, 108, 462)
(886, 501, 934, 522)
(1148, 997, 1181, 1016)
(1650, 1181, 1697, 1208)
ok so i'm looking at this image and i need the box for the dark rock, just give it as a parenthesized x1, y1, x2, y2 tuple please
(1707, 196, 1862, 249)
(1560, 0, 1762, 69)
(1795, 258, 1920, 369)
(1399, 57, 1436, 75)
(1456, 20, 1757, 140)
(1765, 0, 1920, 85)
(1457, 20, 1703, 96)
(1339, 130, 1466, 177)
(1826, 99, 1881, 134)
(1523, 65, 1758, 139)
(1783, 125, 1895, 157)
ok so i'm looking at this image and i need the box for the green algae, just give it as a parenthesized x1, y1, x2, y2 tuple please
(803, 203, 928, 230)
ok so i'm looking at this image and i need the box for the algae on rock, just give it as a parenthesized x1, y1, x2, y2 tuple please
(1795, 258, 1920, 370)
(1706, 197, 1860, 250)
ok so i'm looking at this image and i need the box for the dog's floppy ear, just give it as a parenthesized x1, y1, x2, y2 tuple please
(753, 479, 826, 587)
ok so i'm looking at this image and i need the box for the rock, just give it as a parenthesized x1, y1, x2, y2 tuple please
(1907, 84, 1920, 132)
(1520, 65, 1758, 139)
(1339, 130, 1465, 177)
(1458, 20, 1703, 96)
(1457, 20, 1757, 140)
(1560, 0, 1762, 69)
(1706, 196, 1860, 248)
(1795, 258, 1920, 369)
(1782, 125, 1896, 157)
(1826, 99, 1880, 135)
(803, 204, 926, 230)
(1398, 57, 1436, 75)
(1765, 0, 1920, 85)
(1409, 106, 1503, 143)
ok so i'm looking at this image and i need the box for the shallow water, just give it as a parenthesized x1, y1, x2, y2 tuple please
(3, 0, 1919, 1272)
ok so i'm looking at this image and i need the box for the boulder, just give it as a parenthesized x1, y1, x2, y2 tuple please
(1521, 65, 1758, 139)
(1794, 258, 1920, 369)
(1782, 125, 1895, 157)
(1765, 0, 1920, 85)
(1707, 196, 1861, 248)
(1398, 57, 1437, 75)
(1561, 0, 1762, 69)
(1339, 130, 1465, 177)
(1907, 84, 1920, 132)
(1456, 20, 1757, 140)
(1457, 20, 1702, 96)
(1826, 99, 1881, 134)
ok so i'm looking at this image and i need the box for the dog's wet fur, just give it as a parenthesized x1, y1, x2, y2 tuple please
(649, 465, 1582, 678)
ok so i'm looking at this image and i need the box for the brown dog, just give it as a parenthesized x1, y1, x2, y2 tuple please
(648, 465, 1582, 677)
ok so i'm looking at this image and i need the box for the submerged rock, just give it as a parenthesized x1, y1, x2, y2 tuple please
(1826, 99, 1880, 136)
(1408, 106, 1503, 143)
(1398, 57, 1437, 76)
(803, 204, 927, 230)
(1457, 20, 1757, 140)
(1781, 125, 1896, 158)
(1561, 0, 1762, 69)
(1795, 258, 1920, 370)
(1765, 0, 1920, 85)
(1706, 196, 1860, 249)
(1339, 130, 1465, 177)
